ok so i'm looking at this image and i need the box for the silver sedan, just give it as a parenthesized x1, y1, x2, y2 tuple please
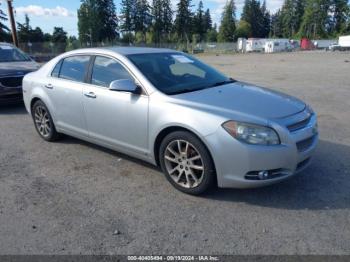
(23, 48, 318, 194)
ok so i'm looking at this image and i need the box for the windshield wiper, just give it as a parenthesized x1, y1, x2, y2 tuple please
(209, 78, 236, 88)
(169, 87, 204, 95)
(168, 79, 237, 95)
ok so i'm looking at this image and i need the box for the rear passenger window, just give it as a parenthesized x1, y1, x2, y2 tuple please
(51, 60, 62, 77)
(59, 56, 90, 82)
(91, 56, 133, 87)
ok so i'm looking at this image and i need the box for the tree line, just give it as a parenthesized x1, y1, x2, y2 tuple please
(1, 0, 350, 48)
(271, 0, 350, 39)
(77, 0, 350, 45)
(77, 0, 217, 45)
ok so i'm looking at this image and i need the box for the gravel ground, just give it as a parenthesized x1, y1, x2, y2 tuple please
(0, 51, 349, 255)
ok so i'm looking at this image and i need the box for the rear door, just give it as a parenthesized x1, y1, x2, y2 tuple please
(47, 55, 90, 136)
(82, 55, 149, 156)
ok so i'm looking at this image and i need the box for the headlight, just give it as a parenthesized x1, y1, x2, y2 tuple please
(222, 121, 280, 145)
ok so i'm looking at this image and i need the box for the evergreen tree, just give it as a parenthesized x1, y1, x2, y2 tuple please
(120, 0, 137, 34)
(152, 0, 163, 43)
(43, 33, 52, 42)
(279, 0, 305, 38)
(97, 0, 118, 41)
(78, 0, 118, 45)
(270, 10, 284, 37)
(134, 0, 151, 41)
(207, 23, 218, 42)
(174, 0, 193, 42)
(52, 27, 68, 52)
(52, 27, 68, 43)
(0, 2, 9, 40)
(162, 0, 173, 38)
(330, 0, 349, 34)
(203, 9, 212, 32)
(218, 0, 236, 42)
(78, 0, 100, 44)
(299, 0, 331, 38)
(241, 0, 265, 37)
(17, 14, 32, 43)
(152, 0, 173, 44)
(31, 27, 44, 42)
(260, 0, 271, 37)
(193, 1, 206, 41)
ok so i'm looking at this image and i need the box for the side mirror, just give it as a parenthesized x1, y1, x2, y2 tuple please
(109, 79, 141, 94)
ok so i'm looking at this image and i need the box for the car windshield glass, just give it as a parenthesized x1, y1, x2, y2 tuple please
(127, 52, 234, 95)
(0, 45, 31, 62)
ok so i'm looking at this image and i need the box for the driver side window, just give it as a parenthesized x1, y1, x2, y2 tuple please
(91, 56, 133, 88)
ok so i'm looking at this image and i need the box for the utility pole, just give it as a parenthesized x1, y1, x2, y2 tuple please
(6, 0, 18, 47)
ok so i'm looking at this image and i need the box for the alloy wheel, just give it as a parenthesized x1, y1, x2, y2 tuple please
(34, 105, 51, 138)
(164, 139, 204, 188)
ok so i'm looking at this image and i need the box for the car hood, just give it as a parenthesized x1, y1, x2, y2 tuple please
(171, 82, 306, 119)
(0, 61, 39, 77)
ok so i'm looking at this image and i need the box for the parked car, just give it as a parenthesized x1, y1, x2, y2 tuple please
(0, 42, 39, 104)
(328, 43, 342, 51)
(23, 48, 318, 194)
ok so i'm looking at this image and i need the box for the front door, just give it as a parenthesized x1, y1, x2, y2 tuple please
(82, 55, 149, 156)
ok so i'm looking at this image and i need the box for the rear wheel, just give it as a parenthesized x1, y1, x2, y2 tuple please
(32, 100, 61, 141)
(159, 131, 215, 195)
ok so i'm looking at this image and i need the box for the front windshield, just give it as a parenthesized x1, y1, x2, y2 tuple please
(0, 45, 31, 62)
(127, 52, 234, 95)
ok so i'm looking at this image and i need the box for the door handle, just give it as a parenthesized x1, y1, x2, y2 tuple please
(84, 92, 96, 98)
(45, 83, 53, 89)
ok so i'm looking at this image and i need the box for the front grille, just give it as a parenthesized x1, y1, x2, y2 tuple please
(296, 135, 315, 152)
(287, 115, 312, 132)
(0, 76, 24, 88)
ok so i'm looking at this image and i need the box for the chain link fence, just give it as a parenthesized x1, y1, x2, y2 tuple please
(17, 41, 238, 62)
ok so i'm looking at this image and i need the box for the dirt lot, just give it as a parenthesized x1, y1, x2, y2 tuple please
(0, 51, 350, 255)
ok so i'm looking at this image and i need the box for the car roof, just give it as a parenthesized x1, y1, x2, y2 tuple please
(67, 47, 178, 56)
(106, 47, 177, 55)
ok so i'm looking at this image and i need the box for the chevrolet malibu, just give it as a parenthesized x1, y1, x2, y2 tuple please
(22, 48, 318, 195)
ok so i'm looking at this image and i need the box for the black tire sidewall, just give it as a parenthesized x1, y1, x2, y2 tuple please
(32, 100, 59, 141)
(159, 131, 215, 195)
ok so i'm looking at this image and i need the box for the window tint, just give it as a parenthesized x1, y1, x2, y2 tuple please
(91, 56, 133, 87)
(59, 56, 90, 82)
(51, 60, 62, 77)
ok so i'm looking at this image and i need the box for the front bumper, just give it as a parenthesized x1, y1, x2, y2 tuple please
(205, 111, 318, 188)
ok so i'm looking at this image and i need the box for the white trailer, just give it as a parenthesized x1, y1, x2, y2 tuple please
(329, 35, 350, 51)
(245, 38, 266, 52)
(264, 39, 292, 53)
(237, 38, 247, 53)
(312, 39, 336, 49)
(339, 35, 350, 50)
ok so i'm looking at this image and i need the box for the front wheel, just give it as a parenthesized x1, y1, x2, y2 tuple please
(159, 131, 215, 195)
(32, 100, 61, 141)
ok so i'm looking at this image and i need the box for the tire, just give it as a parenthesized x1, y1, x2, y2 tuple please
(31, 100, 61, 142)
(159, 131, 215, 195)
